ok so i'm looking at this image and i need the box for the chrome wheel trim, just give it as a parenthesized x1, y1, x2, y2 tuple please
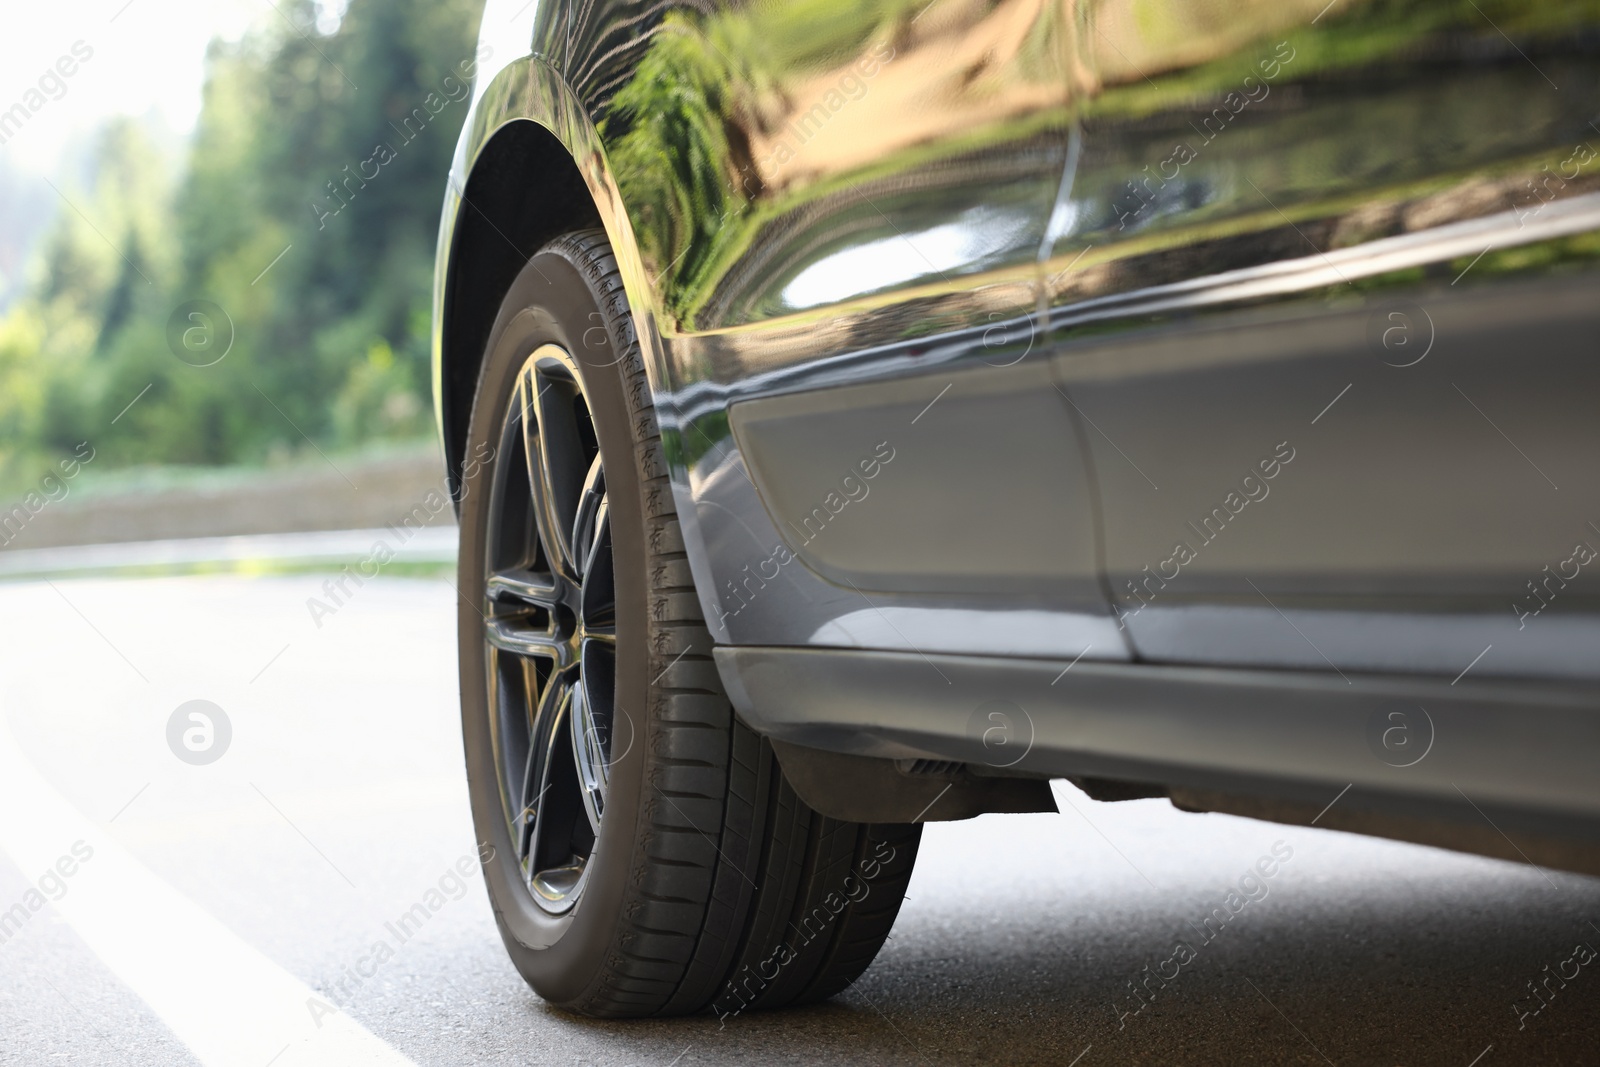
(482, 344, 617, 916)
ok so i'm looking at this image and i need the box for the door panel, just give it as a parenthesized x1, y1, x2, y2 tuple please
(1037, 0, 1600, 675)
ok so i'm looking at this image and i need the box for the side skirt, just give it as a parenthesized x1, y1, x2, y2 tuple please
(717, 646, 1600, 875)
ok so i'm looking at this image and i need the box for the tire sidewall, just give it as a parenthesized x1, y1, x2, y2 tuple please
(456, 245, 650, 1006)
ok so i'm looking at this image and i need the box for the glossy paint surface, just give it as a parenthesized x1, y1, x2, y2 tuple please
(1042, 1, 1600, 671)
(436, 0, 1600, 674)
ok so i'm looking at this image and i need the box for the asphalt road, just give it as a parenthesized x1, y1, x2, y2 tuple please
(2, 573, 1598, 1066)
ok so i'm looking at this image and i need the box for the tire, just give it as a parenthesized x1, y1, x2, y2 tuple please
(455, 228, 922, 1018)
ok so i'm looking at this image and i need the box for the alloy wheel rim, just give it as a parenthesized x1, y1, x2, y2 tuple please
(482, 344, 617, 914)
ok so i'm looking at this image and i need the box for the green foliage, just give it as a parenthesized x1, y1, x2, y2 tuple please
(602, 1, 919, 328)
(0, 0, 481, 487)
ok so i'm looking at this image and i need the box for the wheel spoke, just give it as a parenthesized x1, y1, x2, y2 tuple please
(522, 676, 572, 872)
(487, 648, 534, 855)
(521, 359, 588, 579)
(487, 568, 559, 610)
(486, 387, 540, 576)
(485, 620, 573, 668)
(572, 456, 605, 577)
(570, 671, 607, 836)
(580, 505, 615, 631)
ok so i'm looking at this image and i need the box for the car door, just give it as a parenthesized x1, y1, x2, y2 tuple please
(567, 0, 1124, 659)
(1040, 0, 1600, 678)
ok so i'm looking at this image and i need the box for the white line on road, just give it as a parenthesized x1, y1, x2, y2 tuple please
(0, 722, 416, 1067)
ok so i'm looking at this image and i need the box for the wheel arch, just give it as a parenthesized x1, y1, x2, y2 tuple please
(437, 120, 599, 501)
(434, 57, 664, 504)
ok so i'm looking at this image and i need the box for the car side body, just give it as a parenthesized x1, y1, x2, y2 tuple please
(436, 0, 1600, 875)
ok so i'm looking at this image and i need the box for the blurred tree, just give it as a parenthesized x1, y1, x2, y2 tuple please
(0, 0, 481, 485)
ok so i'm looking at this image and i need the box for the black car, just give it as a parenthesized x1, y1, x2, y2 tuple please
(432, 0, 1600, 1018)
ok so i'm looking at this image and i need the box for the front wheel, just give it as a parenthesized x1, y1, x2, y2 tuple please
(455, 230, 921, 1018)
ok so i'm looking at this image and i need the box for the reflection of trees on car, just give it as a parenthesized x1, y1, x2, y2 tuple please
(1051, 0, 1600, 312)
(602, 0, 1600, 340)
(602, 0, 1071, 331)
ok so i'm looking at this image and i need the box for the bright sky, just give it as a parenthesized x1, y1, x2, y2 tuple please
(0, 0, 333, 174)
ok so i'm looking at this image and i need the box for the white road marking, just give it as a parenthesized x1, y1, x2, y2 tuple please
(0, 722, 416, 1067)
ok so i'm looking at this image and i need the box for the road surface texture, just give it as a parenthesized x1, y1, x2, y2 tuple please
(1, 574, 1596, 1066)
